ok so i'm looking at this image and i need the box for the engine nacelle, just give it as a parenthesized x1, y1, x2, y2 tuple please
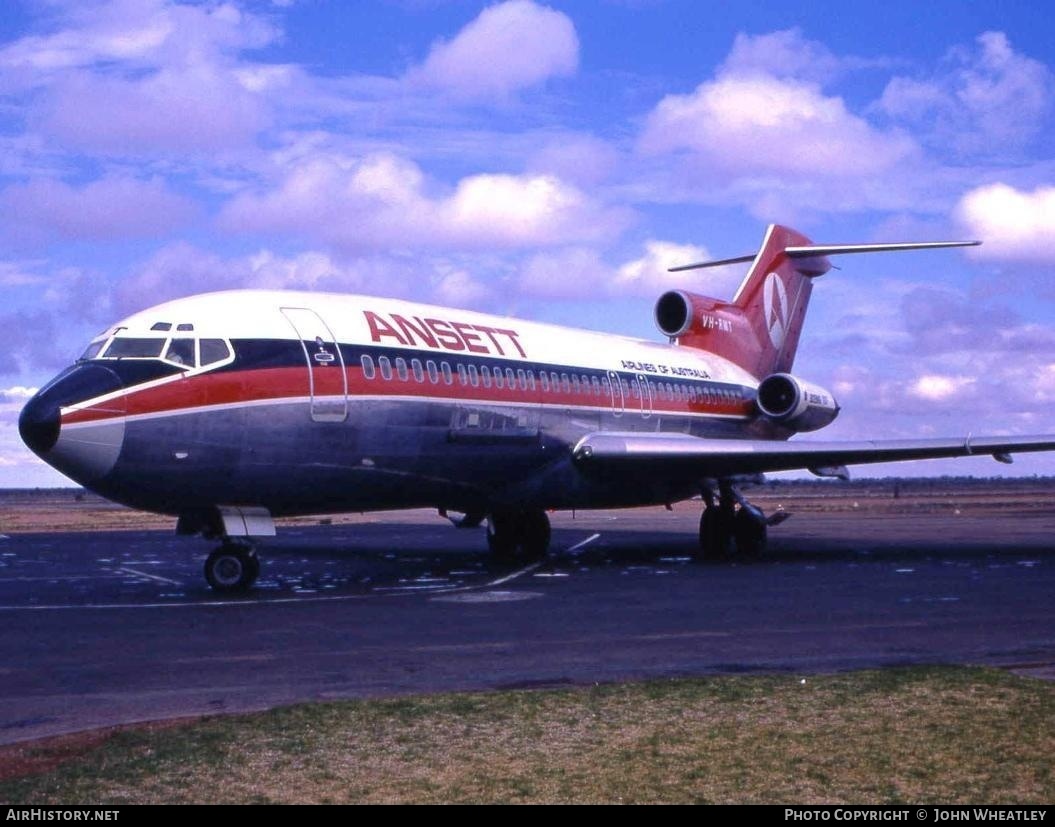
(654, 290, 719, 338)
(756, 373, 839, 432)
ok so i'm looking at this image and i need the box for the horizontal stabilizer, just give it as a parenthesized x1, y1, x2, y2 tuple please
(669, 239, 980, 273)
(668, 254, 756, 273)
(786, 240, 980, 258)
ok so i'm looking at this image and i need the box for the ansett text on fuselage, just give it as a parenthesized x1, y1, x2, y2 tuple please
(363, 310, 527, 358)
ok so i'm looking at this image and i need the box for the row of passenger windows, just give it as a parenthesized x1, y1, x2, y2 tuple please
(359, 355, 740, 405)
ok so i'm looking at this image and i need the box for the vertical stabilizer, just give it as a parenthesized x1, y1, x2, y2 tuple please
(729, 224, 829, 377)
(667, 224, 829, 378)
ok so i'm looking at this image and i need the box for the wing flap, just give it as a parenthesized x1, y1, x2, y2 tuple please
(572, 432, 1055, 477)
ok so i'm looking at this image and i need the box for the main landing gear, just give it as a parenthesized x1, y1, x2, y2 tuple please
(698, 481, 787, 561)
(486, 509, 551, 562)
(204, 541, 260, 593)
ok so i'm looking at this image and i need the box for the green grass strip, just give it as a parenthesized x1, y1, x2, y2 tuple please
(3, 666, 1052, 804)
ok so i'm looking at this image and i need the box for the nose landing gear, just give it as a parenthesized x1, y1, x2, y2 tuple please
(179, 506, 272, 593)
(204, 541, 260, 593)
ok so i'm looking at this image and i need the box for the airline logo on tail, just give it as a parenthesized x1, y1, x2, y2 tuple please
(763, 273, 788, 350)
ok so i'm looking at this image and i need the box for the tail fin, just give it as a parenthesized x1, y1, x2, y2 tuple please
(728, 224, 823, 377)
(667, 224, 978, 379)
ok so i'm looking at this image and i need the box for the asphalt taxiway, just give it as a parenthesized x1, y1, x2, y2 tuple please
(1, 505, 1053, 744)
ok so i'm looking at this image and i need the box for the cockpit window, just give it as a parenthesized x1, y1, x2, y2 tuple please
(78, 331, 233, 371)
(164, 338, 196, 367)
(103, 338, 166, 358)
(200, 339, 231, 367)
(79, 340, 107, 361)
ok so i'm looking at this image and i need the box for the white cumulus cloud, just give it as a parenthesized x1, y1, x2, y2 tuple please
(635, 29, 923, 217)
(0, 0, 277, 75)
(640, 74, 915, 179)
(219, 151, 627, 252)
(517, 240, 748, 301)
(525, 133, 620, 187)
(955, 183, 1055, 263)
(614, 241, 747, 299)
(1, 386, 38, 404)
(877, 32, 1054, 156)
(518, 247, 611, 299)
(111, 242, 507, 318)
(2, 0, 281, 156)
(430, 268, 493, 309)
(908, 374, 975, 402)
(408, 0, 578, 101)
(718, 28, 884, 84)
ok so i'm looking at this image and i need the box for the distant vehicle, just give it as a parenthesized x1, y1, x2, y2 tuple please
(19, 225, 1055, 591)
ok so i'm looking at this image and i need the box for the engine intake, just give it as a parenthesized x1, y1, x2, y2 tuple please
(654, 290, 695, 338)
(756, 373, 839, 432)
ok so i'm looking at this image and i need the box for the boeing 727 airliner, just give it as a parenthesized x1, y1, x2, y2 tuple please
(19, 225, 1055, 591)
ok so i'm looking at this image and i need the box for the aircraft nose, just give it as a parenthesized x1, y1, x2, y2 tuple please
(18, 391, 61, 456)
(18, 364, 126, 482)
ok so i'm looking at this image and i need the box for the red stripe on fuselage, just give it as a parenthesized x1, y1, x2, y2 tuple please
(62, 365, 754, 425)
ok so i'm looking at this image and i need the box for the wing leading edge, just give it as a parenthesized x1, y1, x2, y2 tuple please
(572, 432, 1055, 478)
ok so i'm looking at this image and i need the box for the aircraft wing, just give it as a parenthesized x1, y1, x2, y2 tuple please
(572, 432, 1055, 478)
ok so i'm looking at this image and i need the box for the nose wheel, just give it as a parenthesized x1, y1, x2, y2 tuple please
(204, 542, 260, 592)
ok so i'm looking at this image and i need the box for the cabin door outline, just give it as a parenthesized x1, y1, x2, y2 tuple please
(607, 370, 624, 417)
(636, 374, 653, 419)
(280, 307, 348, 422)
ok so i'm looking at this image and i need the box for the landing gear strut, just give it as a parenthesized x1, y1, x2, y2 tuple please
(204, 541, 260, 593)
(697, 482, 769, 561)
(487, 509, 551, 562)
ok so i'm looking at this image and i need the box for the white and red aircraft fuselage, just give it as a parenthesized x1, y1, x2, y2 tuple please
(20, 225, 1055, 591)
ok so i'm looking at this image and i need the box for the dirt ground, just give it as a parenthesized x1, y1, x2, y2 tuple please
(1, 477, 1053, 535)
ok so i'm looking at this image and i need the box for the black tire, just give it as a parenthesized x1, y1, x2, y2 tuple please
(697, 507, 733, 561)
(734, 507, 767, 559)
(204, 545, 256, 593)
(246, 552, 261, 583)
(519, 510, 551, 561)
(486, 512, 520, 560)
(487, 510, 551, 561)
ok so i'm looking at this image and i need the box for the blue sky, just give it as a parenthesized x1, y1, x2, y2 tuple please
(2, 0, 1055, 486)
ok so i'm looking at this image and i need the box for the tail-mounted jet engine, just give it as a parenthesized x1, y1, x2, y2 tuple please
(755, 373, 839, 433)
(654, 290, 720, 338)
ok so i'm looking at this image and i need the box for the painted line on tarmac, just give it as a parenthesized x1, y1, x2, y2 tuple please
(0, 574, 127, 583)
(566, 533, 600, 553)
(0, 593, 381, 611)
(488, 562, 543, 586)
(118, 567, 182, 586)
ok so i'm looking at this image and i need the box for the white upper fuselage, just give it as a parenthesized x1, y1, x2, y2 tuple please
(106, 289, 760, 387)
